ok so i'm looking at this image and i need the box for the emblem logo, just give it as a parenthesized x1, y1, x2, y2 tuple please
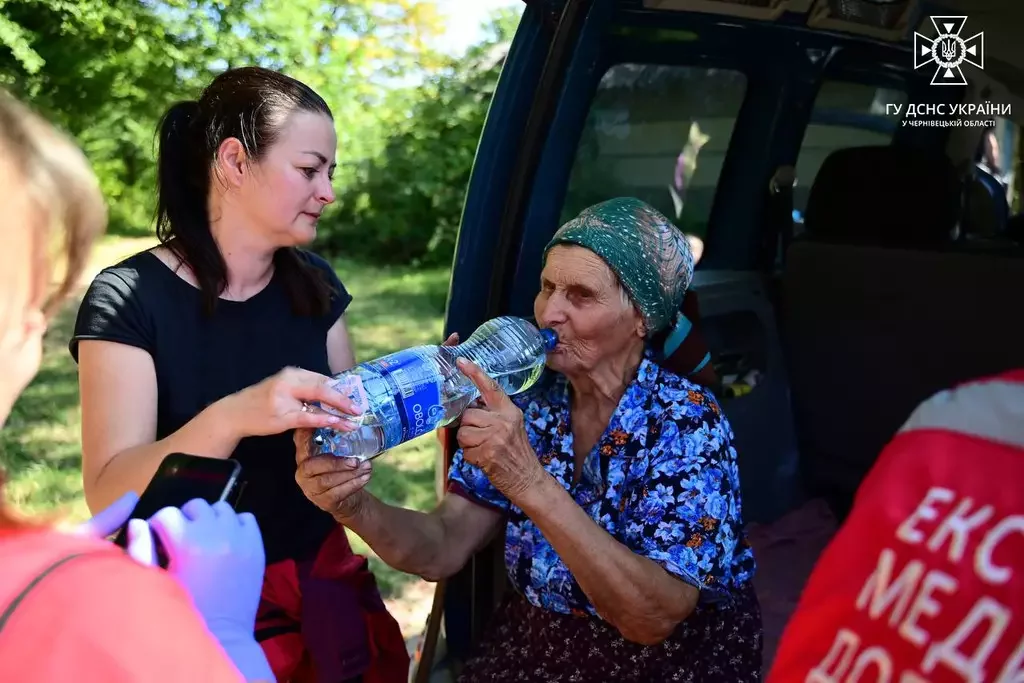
(913, 16, 983, 86)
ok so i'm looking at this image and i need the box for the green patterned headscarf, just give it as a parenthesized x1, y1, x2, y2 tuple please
(543, 197, 694, 336)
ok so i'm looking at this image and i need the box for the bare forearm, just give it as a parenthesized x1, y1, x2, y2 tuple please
(338, 493, 453, 581)
(515, 474, 695, 643)
(85, 399, 241, 512)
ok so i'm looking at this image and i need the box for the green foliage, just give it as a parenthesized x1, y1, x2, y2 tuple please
(319, 9, 522, 266)
(1, 0, 193, 233)
(0, 0, 455, 236)
(0, 2, 521, 608)
(1, 0, 522, 260)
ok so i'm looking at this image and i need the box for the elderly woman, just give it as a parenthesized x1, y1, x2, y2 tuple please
(295, 197, 762, 681)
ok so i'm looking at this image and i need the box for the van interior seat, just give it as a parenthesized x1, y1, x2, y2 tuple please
(800, 145, 962, 247)
(962, 166, 1011, 243)
(781, 145, 1024, 522)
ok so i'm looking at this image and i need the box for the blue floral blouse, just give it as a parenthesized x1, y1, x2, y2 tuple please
(447, 354, 756, 618)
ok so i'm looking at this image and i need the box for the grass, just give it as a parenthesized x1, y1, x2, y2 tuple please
(0, 236, 450, 599)
(331, 256, 451, 597)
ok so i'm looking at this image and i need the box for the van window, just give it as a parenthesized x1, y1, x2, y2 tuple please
(561, 64, 748, 242)
(793, 81, 907, 215)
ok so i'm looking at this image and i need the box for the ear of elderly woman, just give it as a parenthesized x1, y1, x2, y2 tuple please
(295, 197, 761, 682)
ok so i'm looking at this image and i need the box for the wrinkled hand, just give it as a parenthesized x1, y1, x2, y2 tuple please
(455, 357, 543, 500)
(140, 499, 273, 682)
(294, 428, 373, 521)
(226, 366, 363, 438)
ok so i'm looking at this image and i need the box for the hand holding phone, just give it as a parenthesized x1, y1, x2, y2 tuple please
(130, 498, 274, 682)
(111, 453, 245, 567)
(101, 455, 272, 681)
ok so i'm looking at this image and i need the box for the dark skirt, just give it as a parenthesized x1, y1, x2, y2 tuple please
(458, 584, 763, 682)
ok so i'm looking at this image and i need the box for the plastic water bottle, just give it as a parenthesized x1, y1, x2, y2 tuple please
(311, 316, 558, 461)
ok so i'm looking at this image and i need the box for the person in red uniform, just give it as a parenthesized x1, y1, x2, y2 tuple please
(768, 370, 1024, 683)
(0, 87, 273, 682)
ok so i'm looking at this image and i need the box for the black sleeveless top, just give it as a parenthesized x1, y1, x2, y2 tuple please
(70, 249, 351, 564)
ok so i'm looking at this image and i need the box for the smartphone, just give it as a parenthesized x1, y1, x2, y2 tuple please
(112, 453, 245, 561)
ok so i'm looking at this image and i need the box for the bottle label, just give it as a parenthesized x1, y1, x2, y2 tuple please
(331, 374, 370, 415)
(366, 349, 443, 442)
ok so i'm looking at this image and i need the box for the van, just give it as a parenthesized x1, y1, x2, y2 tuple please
(412, 1, 1024, 680)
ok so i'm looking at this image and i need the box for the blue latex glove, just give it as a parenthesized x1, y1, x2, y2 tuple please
(72, 491, 157, 566)
(74, 490, 139, 538)
(142, 498, 272, 682)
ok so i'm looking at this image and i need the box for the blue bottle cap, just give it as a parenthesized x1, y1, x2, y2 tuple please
(539, 328, 558, 352)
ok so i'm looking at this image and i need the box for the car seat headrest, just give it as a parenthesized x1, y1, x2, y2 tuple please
(804, 146, 960, 248)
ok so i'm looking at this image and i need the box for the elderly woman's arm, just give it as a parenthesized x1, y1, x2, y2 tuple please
(515, 477, 699, 644)
(294, 429, 505, 582)
(329, 487, 503, 582)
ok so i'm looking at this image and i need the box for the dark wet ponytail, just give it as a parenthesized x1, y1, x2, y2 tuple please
(155, 100, 227, 314)
(153, 67, 334, 317)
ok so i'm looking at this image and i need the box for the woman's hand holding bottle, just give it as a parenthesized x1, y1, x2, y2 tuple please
(292, 332, 460, 521)
(222, 366, 364, 438)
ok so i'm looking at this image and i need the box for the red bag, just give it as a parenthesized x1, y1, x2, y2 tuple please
(258, 527, 410, 683)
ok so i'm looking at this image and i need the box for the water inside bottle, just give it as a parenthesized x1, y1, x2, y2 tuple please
(314, 316, 555, 460)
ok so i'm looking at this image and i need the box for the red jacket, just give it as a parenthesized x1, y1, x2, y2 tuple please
(768, 370, 1024, 683)
(0, 529, 244, 682)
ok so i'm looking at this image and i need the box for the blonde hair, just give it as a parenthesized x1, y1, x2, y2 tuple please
(0, 89, 108, 529)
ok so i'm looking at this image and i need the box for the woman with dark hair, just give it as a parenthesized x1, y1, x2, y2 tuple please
(71, 66, 409, 682)
(0, 86, 272, 683)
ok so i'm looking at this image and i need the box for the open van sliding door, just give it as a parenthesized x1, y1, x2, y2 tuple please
(497, 10, 814, 523)
(430, 1, 816, 678)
